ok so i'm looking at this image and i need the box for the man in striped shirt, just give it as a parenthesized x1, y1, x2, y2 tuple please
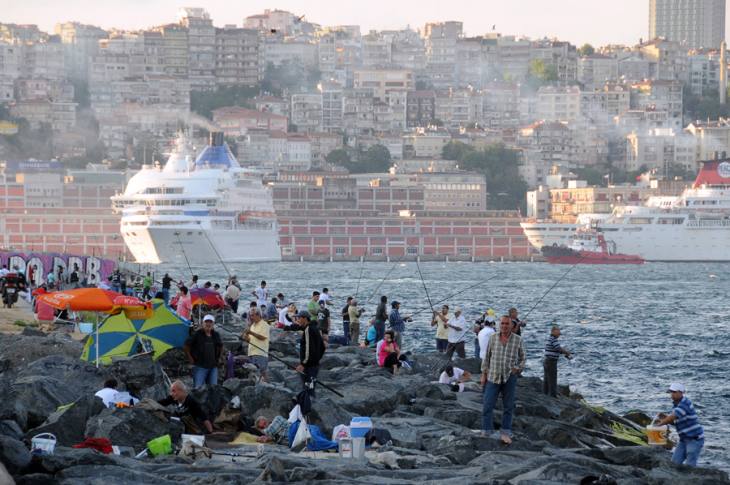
(480, 315, 526, 444)
(655, 383, 704, 467)
(543, 325, 571, 397)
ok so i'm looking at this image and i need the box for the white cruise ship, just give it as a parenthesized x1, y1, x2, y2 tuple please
(593, 161, 730, 261)
(521, 213, 609, 249)
(112, 132, 281, 264)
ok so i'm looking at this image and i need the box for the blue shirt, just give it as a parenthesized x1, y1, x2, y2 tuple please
(672, 396, 704, 440)
(388, 309, 405, 333)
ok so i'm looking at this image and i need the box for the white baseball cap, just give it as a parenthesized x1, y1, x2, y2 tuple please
(667, 382, 685, 393)
(454, 307, 462, 313)
(203, 314, 215, 322)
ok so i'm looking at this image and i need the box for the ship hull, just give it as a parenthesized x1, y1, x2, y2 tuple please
(541, 246, 644, 264)
(123, 226, 281, 264)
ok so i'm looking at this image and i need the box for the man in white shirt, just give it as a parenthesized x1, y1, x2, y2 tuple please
(95, 379, 120, 408)
(225, 283, 241, 313)
(252, 280, 269, 308)
(438, 364, 475, 392)
(318, 287, 333, 306)
(478, 319, 496, 362)
(278, 303, 296, 327)
(445, 307, 469, 359)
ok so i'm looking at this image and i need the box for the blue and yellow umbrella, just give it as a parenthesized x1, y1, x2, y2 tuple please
(81, 299, 190, 365)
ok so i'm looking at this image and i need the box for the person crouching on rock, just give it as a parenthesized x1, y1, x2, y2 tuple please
(654, 382, 705, 467)
(378, 330, 407, 375)
(158, 380, 213, 434)
(480, 315, 526, 445)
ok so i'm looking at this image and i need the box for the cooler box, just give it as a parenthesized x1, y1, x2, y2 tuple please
(349, 417, 372, 438)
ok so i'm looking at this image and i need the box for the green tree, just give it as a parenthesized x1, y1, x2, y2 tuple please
(457, 143, 528, 211)
(325, 148, 351, 165)
(578, 43, 595, 56)
(526, 59, 559, 91)
(573, 166, 606, 186)
(190, 85, 260, 118)
(442, 140, 475, 161)
(346, 144, 391, 173)
(683, 85, 730, 121)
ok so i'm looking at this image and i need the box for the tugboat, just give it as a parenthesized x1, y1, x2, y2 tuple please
(541, 229, 645, 264)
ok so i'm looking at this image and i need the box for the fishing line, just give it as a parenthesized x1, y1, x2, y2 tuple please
(523, 257, 584, 320)
(201, 228, 232, 279)
(174, 231, 194, 279)
(363, 254, 406, 304)
(240, 332, 344, 398)
(415, 259, 434, 313)
(354, 257, 366, 300)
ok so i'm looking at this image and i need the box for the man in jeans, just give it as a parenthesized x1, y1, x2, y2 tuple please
(655, 382, 705, 467)
(480, 315, 526, 444)
(285, 310, 326, 397)
(184, 314, 223, 389)
(543, 325, 571, 397)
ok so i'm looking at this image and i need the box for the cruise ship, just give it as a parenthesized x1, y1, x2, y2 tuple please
(520, 213, 608, 249)
(112, 132, 280, 264)
(592, 160, 730, 261)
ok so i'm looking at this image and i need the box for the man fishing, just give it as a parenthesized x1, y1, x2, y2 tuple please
(543, 325, 571, 397)
(480, 315, 526, 445)
(284, 310, 326, 397)
(431, 305, 450, 353)
(655, 383, 704, 467)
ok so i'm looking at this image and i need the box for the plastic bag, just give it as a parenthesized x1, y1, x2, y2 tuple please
(291, 418, 311, 452)
(331, 424, 351, 442)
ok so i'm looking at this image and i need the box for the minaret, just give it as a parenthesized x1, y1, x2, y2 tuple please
(720, 41, 727, 105)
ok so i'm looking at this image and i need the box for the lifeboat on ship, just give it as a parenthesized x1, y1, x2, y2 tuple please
(541, 229, 644, 264)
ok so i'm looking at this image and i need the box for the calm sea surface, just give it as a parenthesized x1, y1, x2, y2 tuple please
(151, 260, 729, 469)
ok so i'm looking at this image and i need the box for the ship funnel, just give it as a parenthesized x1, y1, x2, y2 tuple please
(210, 131, 225, 146)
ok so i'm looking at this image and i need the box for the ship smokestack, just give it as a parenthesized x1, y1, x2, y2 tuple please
(210, 131, 224, 146)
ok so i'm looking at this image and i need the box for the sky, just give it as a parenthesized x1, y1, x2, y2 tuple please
(1, 0, 658, 47)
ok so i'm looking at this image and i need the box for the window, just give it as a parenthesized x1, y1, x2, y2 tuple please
(407, 247, 418, 255)
(371, 247, 383, 255)
(335, 247, 346, 255)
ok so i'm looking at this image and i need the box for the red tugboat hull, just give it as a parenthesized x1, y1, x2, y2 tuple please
(544, 250, 644, 264)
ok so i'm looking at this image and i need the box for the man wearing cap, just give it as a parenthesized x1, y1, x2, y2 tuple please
(445, 307, 469, 359)
(243, 308, 270, 382)
(184, 314, 223, 389)
(655, 383, 705, 467)
(477, 310, 496, 362)
(388, 301, 412, 348)
(474, 308, 496, 358)
(285, 310, 326, 397)
(348, 299, 365, 345)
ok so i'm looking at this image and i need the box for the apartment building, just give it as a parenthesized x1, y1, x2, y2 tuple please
(214, 26, 259, 86)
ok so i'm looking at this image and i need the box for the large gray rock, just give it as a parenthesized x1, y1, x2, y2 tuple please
(27, 395, 106, 446)
(84, 407, 182, 451)
(0, 435, 31, 474)
(0, 462, 13, 485)
(1, 375, 80, 430)
(0, 333, 83, 372)
(0, 420, 24, 440)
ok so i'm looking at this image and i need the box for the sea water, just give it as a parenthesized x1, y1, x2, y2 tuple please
(153, 260, 730, 469)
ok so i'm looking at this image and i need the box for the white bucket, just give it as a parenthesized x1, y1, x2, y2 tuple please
(31, 433, 57, 455)
(338, 438, 353, 458)
(352, 437, 366, 460)
(182, 434, 205, 447)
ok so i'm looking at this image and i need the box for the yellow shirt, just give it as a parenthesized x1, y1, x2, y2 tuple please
(247, 320, 270, 356)
(435, 313, 449, 339)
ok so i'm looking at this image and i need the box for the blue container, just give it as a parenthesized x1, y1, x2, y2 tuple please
(350, 417, 372, 438)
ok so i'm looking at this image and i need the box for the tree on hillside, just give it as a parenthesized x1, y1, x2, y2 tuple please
(456, 143, 528, 211)
(190, 85, 260, 118)
(442, 140, 474, 161)
(578, 43, 595, 56)
(325, 148, 351, 165)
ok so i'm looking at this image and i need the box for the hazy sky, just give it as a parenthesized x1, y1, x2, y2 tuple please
(2, 0, 721, 47)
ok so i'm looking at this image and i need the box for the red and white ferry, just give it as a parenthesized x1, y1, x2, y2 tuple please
(541, 229, 644, 264)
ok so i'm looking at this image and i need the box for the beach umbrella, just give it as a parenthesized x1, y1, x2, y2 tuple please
(36, 287, 122, 312)
(190, 288, 225, 308)
(80, 299, 190, 365)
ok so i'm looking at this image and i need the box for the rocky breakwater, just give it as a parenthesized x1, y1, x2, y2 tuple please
(0, 326, 727, 484)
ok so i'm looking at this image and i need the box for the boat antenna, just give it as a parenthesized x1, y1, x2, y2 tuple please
(201, 227, 232, 279)
(174, 231, 194, 279)
(523, 256, 584, 320)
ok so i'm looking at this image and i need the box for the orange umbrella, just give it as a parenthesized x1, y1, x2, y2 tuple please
(37, 288, 123, 312)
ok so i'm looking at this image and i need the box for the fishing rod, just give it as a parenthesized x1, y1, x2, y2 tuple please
(408, 274, 500, 319)
(354, 257, 366, 300)
(363, 254, 405, 304)
(201, 229, 232, 280)
(240, 330, 344, 398)
(522, 256, 584, 320)
(174, 232, 194, 279)
(415, 258, 434, 314)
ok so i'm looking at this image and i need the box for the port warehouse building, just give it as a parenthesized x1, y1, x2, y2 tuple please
(1, 162, 530, 261)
